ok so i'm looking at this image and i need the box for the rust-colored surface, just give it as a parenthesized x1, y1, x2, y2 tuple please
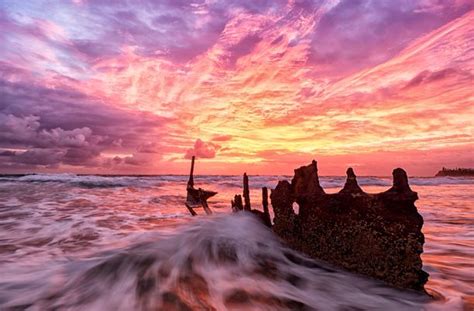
(270, 160, 428, 292)
(231, 175, 271, 227)
(186, 156, 217, 215)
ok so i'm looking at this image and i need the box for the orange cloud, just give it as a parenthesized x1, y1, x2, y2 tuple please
(1, 2, 472, 174)
(83, 9, 474, 174)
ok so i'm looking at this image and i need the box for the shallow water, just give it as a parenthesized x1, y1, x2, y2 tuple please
(0, 174, 472, 310)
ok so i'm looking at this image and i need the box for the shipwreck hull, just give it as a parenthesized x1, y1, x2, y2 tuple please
(270, 161, 428, 292)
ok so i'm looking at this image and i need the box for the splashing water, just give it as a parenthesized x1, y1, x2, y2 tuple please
(0, 214, 431, 310)
(0, 175, 472, 310)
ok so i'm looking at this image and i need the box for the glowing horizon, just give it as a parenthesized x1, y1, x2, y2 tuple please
(0, 1, 473, 176)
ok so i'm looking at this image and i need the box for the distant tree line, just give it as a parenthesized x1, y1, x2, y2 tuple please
(436, 167, 474, 177)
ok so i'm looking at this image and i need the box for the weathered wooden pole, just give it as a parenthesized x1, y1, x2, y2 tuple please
(262, 187, 271, 226)
(185, 156, 217, 216)
(231, 194, 243, 212)
(185, 202, 197, 216)
(188, 155, 195, 188)
(199, 190, 213, 215)
(185, 156, 197, 216)
(262, 187, 268, 211)
(243, 173, 251, 211)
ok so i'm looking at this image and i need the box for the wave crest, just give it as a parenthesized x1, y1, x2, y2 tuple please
(2, 214, 429, 310)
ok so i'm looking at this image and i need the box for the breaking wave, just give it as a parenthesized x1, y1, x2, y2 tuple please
(0, 174, 164, 188)
(0, 174, 472, 190)
(0, 214, 434, 310)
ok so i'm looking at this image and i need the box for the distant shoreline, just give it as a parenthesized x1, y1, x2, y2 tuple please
(435, 168, 474, 177)
(1, 173, 473, 178)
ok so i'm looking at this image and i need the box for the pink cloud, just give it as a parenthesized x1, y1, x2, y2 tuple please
(0, 2, 472, 174)
(184, 139, 219, 159)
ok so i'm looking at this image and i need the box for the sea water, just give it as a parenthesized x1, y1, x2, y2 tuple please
(0, 174, 472, 310)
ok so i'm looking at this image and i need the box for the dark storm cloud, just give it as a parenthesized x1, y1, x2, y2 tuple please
(13, 149, 65, 167)
(0, 64, 171, 169)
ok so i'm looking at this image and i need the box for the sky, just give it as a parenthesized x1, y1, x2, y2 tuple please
(0, 0, 473, 176)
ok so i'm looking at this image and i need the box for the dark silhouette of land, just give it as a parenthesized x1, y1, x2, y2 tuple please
(435, 167, 474, 177)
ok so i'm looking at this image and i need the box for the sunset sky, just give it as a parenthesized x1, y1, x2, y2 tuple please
(0, 0, 473, 176)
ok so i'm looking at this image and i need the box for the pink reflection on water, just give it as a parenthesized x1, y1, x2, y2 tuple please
(0, 175, 472, 309)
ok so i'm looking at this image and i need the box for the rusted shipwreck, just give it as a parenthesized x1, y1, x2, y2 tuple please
(183, 158, 429, 292)
(230, 160, 428, 292)
(185, 156, 217, 216)
(231, 173, 272, 227)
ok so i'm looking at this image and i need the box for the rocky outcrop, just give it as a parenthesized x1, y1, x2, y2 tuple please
(270, 160, 428, 292)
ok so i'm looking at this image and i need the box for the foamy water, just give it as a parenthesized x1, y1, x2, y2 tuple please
(0, 174, 472, 310)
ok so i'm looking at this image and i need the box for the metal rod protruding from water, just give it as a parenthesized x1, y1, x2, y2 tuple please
(188, 156, 195, 188)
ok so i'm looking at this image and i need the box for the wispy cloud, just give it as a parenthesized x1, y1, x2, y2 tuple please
(0, 0, 472, 174)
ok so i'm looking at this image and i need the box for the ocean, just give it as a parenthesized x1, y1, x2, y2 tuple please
(0, 174, 472, 310)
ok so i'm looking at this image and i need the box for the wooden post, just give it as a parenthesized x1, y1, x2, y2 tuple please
(199, 189, 213, 215)
(185, 156, 197, 216)
(232, 194, 243, 211)
(185, 156, 216, 216)
(262, 187, 271, 226)
(243, 173, 251, 211)
(188, 155, 195, 188)
(185, 203, 197, 216)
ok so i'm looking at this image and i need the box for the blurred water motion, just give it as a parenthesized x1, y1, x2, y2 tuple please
(0, 174, 472, 310)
